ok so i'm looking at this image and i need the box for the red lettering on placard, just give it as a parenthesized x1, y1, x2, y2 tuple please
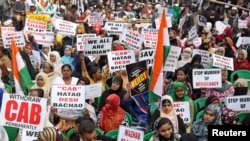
(61, 86, 77, 91)
(5, 100, 18, 121)
(124, 129, 140, 139)
(5, 101, 41, 124)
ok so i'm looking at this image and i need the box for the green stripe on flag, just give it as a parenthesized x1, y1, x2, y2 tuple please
(19, 66, 34, 95)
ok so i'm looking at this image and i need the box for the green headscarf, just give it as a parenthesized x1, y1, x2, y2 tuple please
(170, 82, 190, 102)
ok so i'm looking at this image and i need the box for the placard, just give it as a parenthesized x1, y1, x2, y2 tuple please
(120, 29, 143, 50)
(226, 96, 250, 112)
(139, 49, 156, 67)
(84, 37, 112, 55)
(173, 102, 191, 124)
(212, 54, 234, 71)
(50, 85, 85, 109)
(0, 94, 47, 131)
(126, 60, 148, 96)
(77, 34, 96, 51)
(193, 49, 210, 68)
(2, 31, 26, 48)
(54, 19, 78, 36)
(104, 22, 124, 35)
(164, 46, 182, 72)
(141, 28, 158, 48)
(85, 83, 102, 99)
(192, 69, 222, 89)
(107, 50, 136, 72)
(117, 125, 144, 141)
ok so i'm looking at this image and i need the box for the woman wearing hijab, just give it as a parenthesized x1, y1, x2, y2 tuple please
(169, 82, 195, 132)
(48, 51, 63, 74)
(234, 49, 250, 71)
(98, 94, 127, 133)
(38, 127, 62, 141)
(191, 104, 222, 141)
(148, 95, 186, 134)
(31, 72, 51, 99)
(99, 76, 128, 111)
(176, 47, 193, 69)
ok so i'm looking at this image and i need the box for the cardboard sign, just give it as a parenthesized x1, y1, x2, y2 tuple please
(126, 60, 148, 96)
(117, 125, 144, 141)
(77, 34, 96, 51)
(141, 28, 158, 48)
(226, 96, 250, 112)
(35, 31, 54, 46)
(22, 129, 39, 141)
(107, 50, 136, 72)
(212, 54, 234, 71)
(188, 26, 197, 41)
(139, 49, 156, 67)
(173, 102, 191, 124)
(104, 22, 124, 35)
(24, 19, 47, 37)
(50, 85, 85, 109)
(2, 31, 26, 48)
(120, 29, 143, 50)
(55, 19, 78, 36)
(0, 94, 47, 131)
(85, 83, 102, 99)
(84, 37, 112, 55)
(192, 49, 210, 68)
(192, 69, 222, 89)
(164, 46, 182, 72)
(88, 16, 104, 26)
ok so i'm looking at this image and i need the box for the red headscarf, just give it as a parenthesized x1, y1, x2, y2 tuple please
(100, 94, 125, 132)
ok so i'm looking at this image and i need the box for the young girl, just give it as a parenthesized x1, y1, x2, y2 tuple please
(166, 68, 192, 97)
(150, 117, 181, 141)
(191, 104, 222, 141)
(169, 82, 195, 131)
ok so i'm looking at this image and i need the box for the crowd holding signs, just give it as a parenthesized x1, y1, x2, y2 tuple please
(0, 0, 250, 141)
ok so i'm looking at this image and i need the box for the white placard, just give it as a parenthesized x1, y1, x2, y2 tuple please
(55, 19, 78, 36)
(0, 94, 47, 131)
(2, 31, 26, 48)
(192, 49, 210, 68)
(226, 96, 250, 112)
(164, 46, 182, 72)
(117, 125, 144, 141)
(77, 34, 96, 51)
(22, 129, 39, 141)
(107, 50, 136, 72)
(84, 37, 112, 55)
(50, 85, 85, 109)
(85, 83, 102, 99)
(173, 102, 191, 124)
(212, 54, 234, 71)
(192, 69, 222, 89)
(35, 31, 54, 46)
(104, 22, 124, 35)
(120, 29, 143, 50)
(139, 49, 156, 67)
(141, 28, 158, 48)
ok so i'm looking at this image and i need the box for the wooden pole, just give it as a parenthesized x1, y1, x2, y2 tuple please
(208, 0, 250, 12)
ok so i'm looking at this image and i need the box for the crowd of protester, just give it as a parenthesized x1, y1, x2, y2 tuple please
(0, 0, 250, 141)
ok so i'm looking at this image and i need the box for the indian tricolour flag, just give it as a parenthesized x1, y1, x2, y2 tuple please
(11, 40, 33, 95)
(149, 10, 170, 103)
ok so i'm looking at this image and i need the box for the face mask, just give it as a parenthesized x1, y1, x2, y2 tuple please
(183, 52, 191, 59)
